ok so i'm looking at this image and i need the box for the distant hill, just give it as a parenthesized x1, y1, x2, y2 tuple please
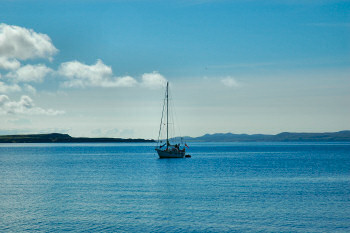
(2, 131, 349, 143)
(181, 131, 350, 142)
(0, 133, 154, 143)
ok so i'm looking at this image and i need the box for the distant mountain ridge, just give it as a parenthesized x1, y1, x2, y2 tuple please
(1, 131, 350, 143)
(0, 133, 154, 143)
(181, 130, 350, 142)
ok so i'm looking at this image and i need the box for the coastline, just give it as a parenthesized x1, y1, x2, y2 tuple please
(1, 131, 350, 143)
(0, 133, 154, 143)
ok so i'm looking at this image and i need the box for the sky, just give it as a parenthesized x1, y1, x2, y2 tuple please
(0, 0, 349, 139)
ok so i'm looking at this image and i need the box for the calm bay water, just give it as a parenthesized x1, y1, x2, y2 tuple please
(0, 142, 349, 232)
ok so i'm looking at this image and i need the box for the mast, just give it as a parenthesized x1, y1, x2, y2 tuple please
(166, 82, 169, 148)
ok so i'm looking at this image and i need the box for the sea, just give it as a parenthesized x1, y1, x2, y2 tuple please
(0, 142, 349, 232)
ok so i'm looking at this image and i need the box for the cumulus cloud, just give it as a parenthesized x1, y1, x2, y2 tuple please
(6, 64, 53, 83)
(0, 94, 64, 115)
(58, 59, 137, 88)
(0, 23, 58, 61)
(91, 128, 134, 137)
(24, 84, 37, 94)
(1, 24, 168, 92)
(101, 76, 137, 88)
(0, 81, 21, 93)
(141, 71, 167, 89)
(221, 77, 239, 87)
(0, 57, 20, 70)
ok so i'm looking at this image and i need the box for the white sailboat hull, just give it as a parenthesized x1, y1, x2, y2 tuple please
(156, 148, 185, 158)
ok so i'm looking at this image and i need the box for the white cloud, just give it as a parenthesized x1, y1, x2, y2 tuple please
(24, 84, 37, 94)
(0, 94, 64, 115)
(0, 24, 168, 92)
(0, 81, 21, 93)
(221, 77, 239, 87)
(90, 128, 134, 137)
(141, 71, 167, 89)
(0, 23, 58, 61)
(6, 64, 53, 83)
(0, 57, 20, 70)
(0, 94, 10, 105)
(59, 59, 112, 82)
(100, 76, 137, 88)
(58, 59, 137, 88)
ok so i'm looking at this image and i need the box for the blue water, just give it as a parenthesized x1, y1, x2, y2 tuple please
(0, 142, 349, 232)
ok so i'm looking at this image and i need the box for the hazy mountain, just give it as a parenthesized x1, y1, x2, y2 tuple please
(181, 131, 350, 142)
(2, 131, 350, 143)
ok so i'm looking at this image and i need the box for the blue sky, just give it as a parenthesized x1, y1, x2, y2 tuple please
(0, 0, 349, 138)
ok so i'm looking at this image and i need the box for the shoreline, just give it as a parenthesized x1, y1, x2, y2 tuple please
(0, 133, 154, 143)
(1, 131, 350, 143)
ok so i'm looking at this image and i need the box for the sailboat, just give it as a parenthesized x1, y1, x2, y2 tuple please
(155, 82, 187, 158)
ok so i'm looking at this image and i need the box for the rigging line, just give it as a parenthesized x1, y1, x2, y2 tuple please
(167, 86, 174, 144)
(172, 95, 181, 139)
(166, 82, 169, 145)
(157, 89, 167, 147)
(169, 86, 183, 144)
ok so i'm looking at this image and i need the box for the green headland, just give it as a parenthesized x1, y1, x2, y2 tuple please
(0, 133, 154, 143)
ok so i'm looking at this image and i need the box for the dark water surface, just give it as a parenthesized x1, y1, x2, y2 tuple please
(1, 142, 349, 232)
